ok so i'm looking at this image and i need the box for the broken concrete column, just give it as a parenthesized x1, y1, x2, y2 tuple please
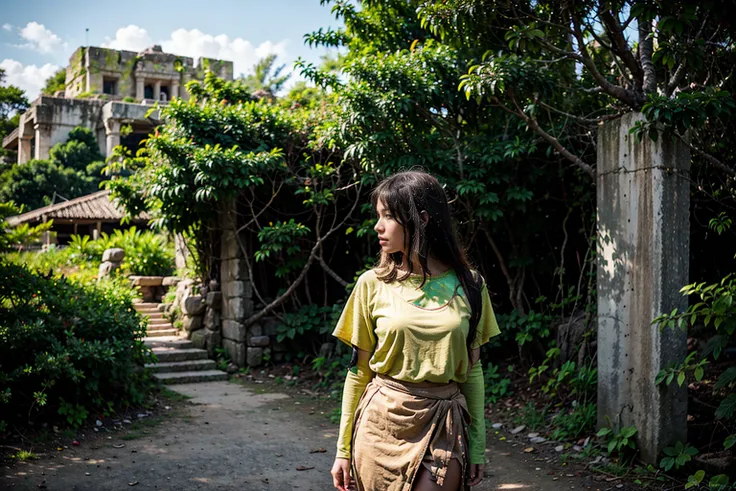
(18, 136, 32, 164)
(34, 123, 52, 160)
(597, 112, 690, 464)
(104, 118, 120, 157)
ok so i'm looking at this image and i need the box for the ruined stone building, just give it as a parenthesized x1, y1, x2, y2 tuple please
(2, 45, 233, 163)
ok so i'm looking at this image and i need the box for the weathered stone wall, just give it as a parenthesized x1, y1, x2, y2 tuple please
(597, 112, 690, 463)
(20, 97, 105, 161)
(65, 47, 87, 97)
(64, 46, 233, 101)
(219, 201, 264, 367)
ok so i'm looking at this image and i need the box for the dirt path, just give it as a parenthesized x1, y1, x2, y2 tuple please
(1, 380, 605, 491)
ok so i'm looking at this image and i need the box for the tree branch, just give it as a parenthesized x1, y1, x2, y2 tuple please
(494, 94, 595, 178)
(599, 9, 643, 86)
(480, 223, 521, 311)
(677, 135, 736, 177)
(638, 17, 657, 93)
(538, 101, 618, 125)
(243, 184, 363, 326)
(318, 255, 349, 287)
(570, 15, 643, 109)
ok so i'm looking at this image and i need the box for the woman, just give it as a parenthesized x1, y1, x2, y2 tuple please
(330, 171, 500, 490)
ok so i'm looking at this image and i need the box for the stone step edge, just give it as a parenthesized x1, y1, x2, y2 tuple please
(144, 339, 192, 347)
(145, 359, 216, 373)
(152, 348, 208, 362)
(153, 370, 228, 384)
(146, 330, 179, 338)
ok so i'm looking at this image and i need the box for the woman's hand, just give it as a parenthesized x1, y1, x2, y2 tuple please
(467, 463, 484, 486)
(331, 457, 351, 491)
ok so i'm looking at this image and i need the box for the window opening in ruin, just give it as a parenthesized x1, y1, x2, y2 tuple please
(159, 85, 170, 102)
(144, 85, 154, 99)
(103, 78, 117, 95)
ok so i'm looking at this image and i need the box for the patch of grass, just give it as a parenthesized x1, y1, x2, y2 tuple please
(514, 402, 548, 431)
(29, 429, 52, 444)
(121, 432, 144, 441)
(11, 450, 38, 461)
(594, 461, 629, 477)
(159, 387, 192, 402)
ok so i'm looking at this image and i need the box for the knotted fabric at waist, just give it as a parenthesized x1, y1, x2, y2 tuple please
(373, 373, 462, 401)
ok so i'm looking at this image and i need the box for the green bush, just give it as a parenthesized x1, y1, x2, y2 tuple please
(484, 362, 513, 404)
(94, 227, 174, 276)
(550, 402, 597, 440)
(49, 127, 104, 173)
(0, 261, 154, 431)
(0, 160, 98, 210)
(4, 244, 99, 283)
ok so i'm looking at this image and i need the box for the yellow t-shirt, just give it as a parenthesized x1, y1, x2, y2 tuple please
(332, 268, 500, 384)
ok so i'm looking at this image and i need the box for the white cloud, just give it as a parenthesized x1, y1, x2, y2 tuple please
(101, 25, 153, 52)
(0, 59, 60, 100)
(163, 29, 287, 77)
(2, 24, 12, 32)
(102, 25, 288, 78)
(17, 22, 66, 54)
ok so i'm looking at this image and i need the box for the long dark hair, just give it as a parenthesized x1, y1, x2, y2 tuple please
(371, 171, 483, 351)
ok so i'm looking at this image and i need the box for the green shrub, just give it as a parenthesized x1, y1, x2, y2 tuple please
(94, 227, 174, 276)
(4, 244, 99, 283)
(484, 362, 513, 404)
(550, 402, 597, 440)
(0, 261, 154, 431)
(277, 303, 344, 358)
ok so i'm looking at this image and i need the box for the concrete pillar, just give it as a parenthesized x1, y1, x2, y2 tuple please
(171, 81, 179, 99)
(135, 76, 144, 101)
(104, 119, 120, 157)
(34, 123, 52, 161)
(153, 80, 161, 102)
(18, 136, 33, 164)
(597, 112, 690, 464)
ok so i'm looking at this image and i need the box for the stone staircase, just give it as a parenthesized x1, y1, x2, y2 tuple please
(134, 302, 228, 385)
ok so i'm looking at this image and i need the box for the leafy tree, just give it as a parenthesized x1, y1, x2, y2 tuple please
(0, 201, 53, 250)
(0, 69, 28, 121)
(41, 67, 66, 96)
(240, 54, 291, 96)
(280, 81, 325, 110)
(417, 0, 736, 177)
(107, 71, 363, 325)
(0, 160, 97, 210)
(49, 126, 105, 173)
(301, 0, 595, 322)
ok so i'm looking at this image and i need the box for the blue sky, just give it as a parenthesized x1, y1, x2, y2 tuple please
(0, 0, 342, 99)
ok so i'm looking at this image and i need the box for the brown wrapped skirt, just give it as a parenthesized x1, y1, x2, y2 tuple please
(351, 374, 470, 491)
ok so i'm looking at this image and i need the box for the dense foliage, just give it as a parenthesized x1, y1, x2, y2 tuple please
(41, 68, 66, 96)
(0, 261, 153, 432)
(0, 201, 53, 251)
(5, 227, 175, 280)
(104, 0, 735, 478)
(0, 127, 105, 210)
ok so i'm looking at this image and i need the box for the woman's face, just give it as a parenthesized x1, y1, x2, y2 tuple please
(374, 200, 406, 254)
